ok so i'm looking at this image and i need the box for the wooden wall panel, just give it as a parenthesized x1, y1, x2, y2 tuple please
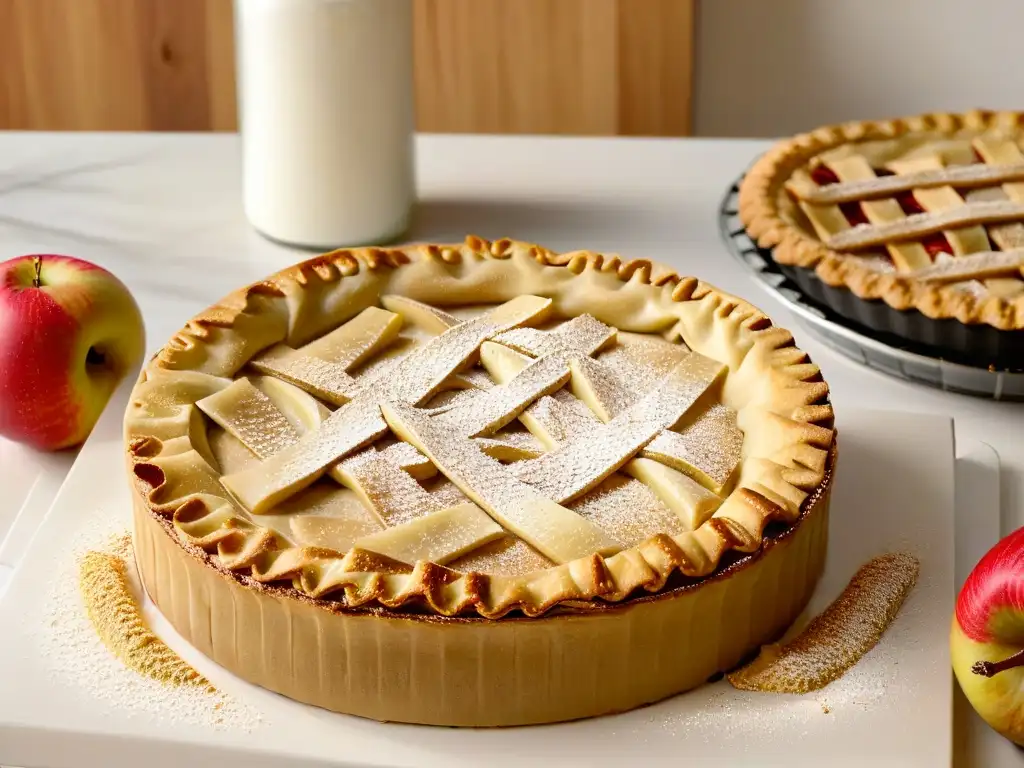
(0, 0, 236, 132)
(1, 1, 145, 130)
(616, 0, 694, 136)
(0, 0, 693, 136)
(414, 0, 621, 135)
(414, 0, 693, 136)
(203, 0, 238, 132)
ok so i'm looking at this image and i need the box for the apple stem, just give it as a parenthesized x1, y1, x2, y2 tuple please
(972, 649, 1024, 678)
(32, 256, 42, 288)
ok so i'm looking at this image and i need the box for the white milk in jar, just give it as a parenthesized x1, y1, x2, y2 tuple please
(234, 0, 414, 248)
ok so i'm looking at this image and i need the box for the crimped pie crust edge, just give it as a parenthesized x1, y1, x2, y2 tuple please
(124, 236, 835, 619)
(738, 109, 1024, 330)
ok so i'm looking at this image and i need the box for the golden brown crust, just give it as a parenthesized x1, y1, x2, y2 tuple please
(738, 109, 1024, 330)
(125, 236, 835, 619)
(142, 443, 835, 619)
(132, 470, 832, 725)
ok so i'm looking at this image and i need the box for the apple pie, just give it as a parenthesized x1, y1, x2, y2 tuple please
(739, 110, 1024, 367)
(125, 237, 836, 726)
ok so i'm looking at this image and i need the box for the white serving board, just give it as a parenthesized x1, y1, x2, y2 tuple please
(0, 439, 76, 599)
(0, 401, 956, 768)
(951, 444, 1023, 768)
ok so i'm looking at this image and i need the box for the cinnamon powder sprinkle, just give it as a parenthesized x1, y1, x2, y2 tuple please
(78, 548, 214, 692)
(727, 552, 920, 694)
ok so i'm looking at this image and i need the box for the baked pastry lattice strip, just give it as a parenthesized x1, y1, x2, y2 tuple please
(799, 156, 930, 271)
(249, 306, 403, 405)
(221, 296, 551, 513)
(799, 161, 1024, 205)
(382, 401, 623, 564)
(199, 376, 503, 565)
(827, 200, 1024, 252)
(971, 137, 1024, 296)
(480, 342, 724, 530)
(511, 358, 724, 503)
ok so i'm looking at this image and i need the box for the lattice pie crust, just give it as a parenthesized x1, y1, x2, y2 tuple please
(125, 237, 835, 725)
(739, 110, 1024, 329)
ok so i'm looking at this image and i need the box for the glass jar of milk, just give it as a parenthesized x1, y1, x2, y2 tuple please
(234, 0, 414, 249)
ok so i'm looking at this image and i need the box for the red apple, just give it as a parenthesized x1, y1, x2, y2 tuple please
(0, 254, 144, 451)
(952, 525, 1024, 745)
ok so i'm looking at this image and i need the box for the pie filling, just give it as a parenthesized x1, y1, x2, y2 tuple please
(788, 132, 1024, 298)
(186, 296, 745, 578)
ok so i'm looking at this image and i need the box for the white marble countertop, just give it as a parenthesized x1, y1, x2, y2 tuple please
(0, 131, 1022, 766)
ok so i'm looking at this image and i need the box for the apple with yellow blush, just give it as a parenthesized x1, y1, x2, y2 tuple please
(0, 254, 144, 451)
(952, 525, 1024, 746)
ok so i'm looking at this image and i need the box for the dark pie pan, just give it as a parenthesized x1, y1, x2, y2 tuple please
(720, 169, 1024, 371)
(720, 177, 1024, 398)
(775, 263, 1024, 370)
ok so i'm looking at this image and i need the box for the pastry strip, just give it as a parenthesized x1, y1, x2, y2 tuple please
(512, 360, 722, 503)
(249, 306, 402, 405)
(354, 502, 505, 566)
(799, 162, 1024, 205)
(827, 200, 1024, 251)
(493, 314, 616, 358)
(197, 379, 299, 459)
(482, 342, 726, 529)
(887, 155, 991, 257)
(222, 296, 552, 513)
(908, 249, 1024, 283)
(806, 156, 930, 271)
(382, 402, 622, 564)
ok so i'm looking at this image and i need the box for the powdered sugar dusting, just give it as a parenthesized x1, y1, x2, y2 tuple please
(800, 161, 1024, 205)
(447, 535, 553, 575)
(570, 474, 685, 541)
(32, 505, 264, 732)
(381, 401, 622, 564)
(250, 346, 358, 405)
(624, 660, 891, 744)
(911, 248, 1024, 282)
(512, 373, 704, 503)
(728, 553, 919, 693)
(652, 403, 742, 491)
(828, 200, 1024, 251)
(597, 332, 690, 394)
(433, 354, 571, 437)
(528, 390, 601, 445)
(223, 297, 551, 512)
(197, 378, 300, 459)
(608, 584, 919, 746)
(511, 359, 721, 503)
(492, 313, 616, 358)
(209, 295, 745, 574)
(473, 429, 545, 460)
(570, 351, 738, 490)
(338, 445, 465, 526)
